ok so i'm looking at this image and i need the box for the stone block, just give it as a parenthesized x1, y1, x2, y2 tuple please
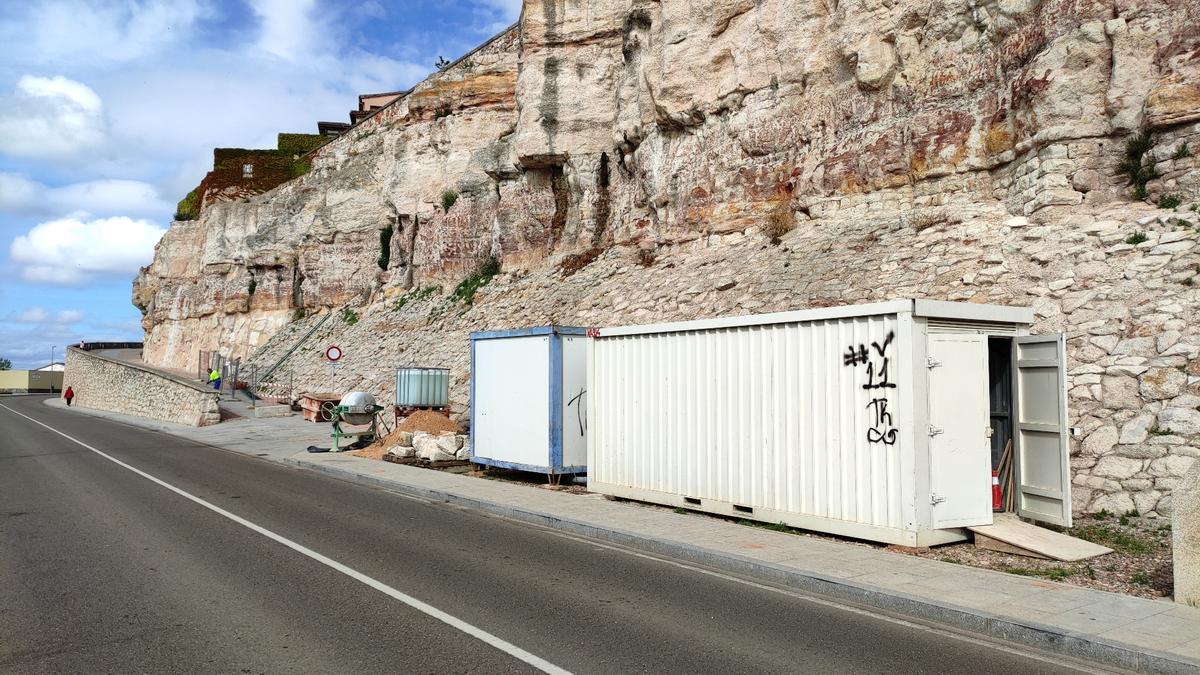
(1174, 461, 1200, 606)
(252, 404, 291, 418)
(1140, 367, 1188, 400)
(1119, 414, 1154, 444)
(1092, 455, 1143, 479)
(1160, 407, 1200, 436)
(1101, 375, 1141, 410)
(388, 445, 416, 459)
(1082, 426, 1118, 455)
(435, 432, 463, 454)
(415, 432, 457, 461)
(1089, 491, 1136, 514)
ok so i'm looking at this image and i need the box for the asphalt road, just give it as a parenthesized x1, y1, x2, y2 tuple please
(0, 395, 1097, 674)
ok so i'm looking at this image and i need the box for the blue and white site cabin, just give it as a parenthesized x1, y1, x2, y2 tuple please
(469, 326, 588, 476)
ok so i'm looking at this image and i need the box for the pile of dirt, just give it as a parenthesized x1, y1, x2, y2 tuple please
(351, 444, 389, 460)
(396, 410, 461, 434)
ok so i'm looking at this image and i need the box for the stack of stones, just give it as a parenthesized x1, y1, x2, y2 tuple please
(387, 431, 471, 462)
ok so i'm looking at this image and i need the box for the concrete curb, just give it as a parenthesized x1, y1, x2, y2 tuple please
(287, 455, 1199, 675)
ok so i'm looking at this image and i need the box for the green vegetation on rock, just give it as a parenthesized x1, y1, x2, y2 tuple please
(452, 256, 500, 306)
(175, 189, 200, 221)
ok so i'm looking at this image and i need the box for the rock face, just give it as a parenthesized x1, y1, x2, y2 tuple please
(135, 0, 1200, 515)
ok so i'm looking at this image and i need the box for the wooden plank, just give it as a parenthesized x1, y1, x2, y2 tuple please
(968, 514, 1112, 561)
(973, 533, 1050, 559)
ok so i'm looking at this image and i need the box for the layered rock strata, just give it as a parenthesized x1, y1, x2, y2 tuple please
(135, 0, 1200, 514)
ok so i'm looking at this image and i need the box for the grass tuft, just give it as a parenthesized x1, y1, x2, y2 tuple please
(452, 256, 500, 306)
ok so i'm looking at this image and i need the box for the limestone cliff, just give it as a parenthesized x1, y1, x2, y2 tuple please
(135, 0, 1200, 515)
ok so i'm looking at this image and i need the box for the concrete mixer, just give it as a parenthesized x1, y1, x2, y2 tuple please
(328, 391, 386, 452)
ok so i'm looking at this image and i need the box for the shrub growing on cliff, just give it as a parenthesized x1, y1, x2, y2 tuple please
(378, 224, 394, 270)
(341, 307, 359, 325)
(1119, 132, 1159, 200)
(761, 204, 795, 242)
(1125, 231, 1148, 245)
(175, 189, 200, 221)
(452, 256, 500, 306)
(1173, 143, 1191, 160)
(289, 157, 313, 179)
(1158, 194, 1182, 209)
(441, 189, 459, 212)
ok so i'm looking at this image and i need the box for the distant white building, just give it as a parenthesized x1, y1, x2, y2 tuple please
(36, 362, 65, 372)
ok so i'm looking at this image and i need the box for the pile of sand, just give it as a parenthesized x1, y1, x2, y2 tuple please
(354, 411, 462, 460)
(396, 410, 461, 434)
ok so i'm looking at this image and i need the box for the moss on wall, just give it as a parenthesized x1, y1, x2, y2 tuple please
(277, 133, 327, 155)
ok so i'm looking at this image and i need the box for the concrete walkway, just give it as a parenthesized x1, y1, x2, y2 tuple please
(43, 397, 1200, 673)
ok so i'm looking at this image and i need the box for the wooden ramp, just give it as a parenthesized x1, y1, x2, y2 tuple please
(968, 514, 1112, 561)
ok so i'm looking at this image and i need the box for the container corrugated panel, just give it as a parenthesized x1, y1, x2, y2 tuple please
(591, 314, 907, 532)
(395, 367, 449, 407)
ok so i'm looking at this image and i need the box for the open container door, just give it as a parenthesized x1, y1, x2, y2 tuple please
(1012, 334, 1072, 527)
(928, 334, 992, 529)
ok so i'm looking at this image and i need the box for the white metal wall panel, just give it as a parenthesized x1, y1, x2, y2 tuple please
(560, 335, 588, 467)
(473, 336, 550, 466)
(591, 314, 910, 532)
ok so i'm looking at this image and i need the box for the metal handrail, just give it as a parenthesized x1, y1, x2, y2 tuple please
(253, 311, 330, 390)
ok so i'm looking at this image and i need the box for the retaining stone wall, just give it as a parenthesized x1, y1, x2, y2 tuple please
(63, 348, 220, 427)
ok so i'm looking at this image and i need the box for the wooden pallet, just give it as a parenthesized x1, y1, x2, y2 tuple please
(382, 454, 470, 469)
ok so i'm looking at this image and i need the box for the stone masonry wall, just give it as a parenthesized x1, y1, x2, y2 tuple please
(243, 196, 1199, 518)
(63, 348, 221, 427)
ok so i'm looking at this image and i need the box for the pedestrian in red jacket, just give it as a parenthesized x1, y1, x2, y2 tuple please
(63, 386, 74, 406)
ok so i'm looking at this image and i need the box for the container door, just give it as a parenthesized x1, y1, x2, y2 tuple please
(928, 334, 992, 528)
(1012, 334, 1072, 527)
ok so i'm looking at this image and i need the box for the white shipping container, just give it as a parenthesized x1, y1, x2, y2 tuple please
(470, 327, 588, 476)
(588, 299, 1069, 547)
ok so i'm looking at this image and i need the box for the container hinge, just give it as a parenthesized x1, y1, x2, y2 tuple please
(928, 425, 944, 437)
(927, 357, 942, 369)
(931, 493, 946, 506)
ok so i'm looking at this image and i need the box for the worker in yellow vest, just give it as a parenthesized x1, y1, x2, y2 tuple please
(209, 368, 221, 391)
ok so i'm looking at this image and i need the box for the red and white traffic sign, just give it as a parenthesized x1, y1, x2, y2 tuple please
(324, 345, 343, 362)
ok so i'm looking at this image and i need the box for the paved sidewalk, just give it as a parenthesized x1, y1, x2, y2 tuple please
(42, 397, 1200, 673)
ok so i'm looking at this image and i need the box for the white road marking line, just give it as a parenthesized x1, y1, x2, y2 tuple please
(0, 403, 570, 675)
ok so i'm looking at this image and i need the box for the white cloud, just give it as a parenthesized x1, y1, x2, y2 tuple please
(0, 75, 107, 159)
(10, 215, 166, 285)
(10, 307, 85, 324)
(0, 1, 207, 67)
(13, 307, 48, 323)
(250, 0, 320, 61)
(0, 172, 172, 217)
(482, 0, 522, 22)
(47, 180, 172, 217)
(0, 172, 41, 210)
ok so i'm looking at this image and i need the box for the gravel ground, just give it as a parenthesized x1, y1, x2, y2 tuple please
(905, 513, 1174, 599)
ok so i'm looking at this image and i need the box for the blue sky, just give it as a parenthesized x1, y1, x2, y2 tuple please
(0, 0, 520, 369)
